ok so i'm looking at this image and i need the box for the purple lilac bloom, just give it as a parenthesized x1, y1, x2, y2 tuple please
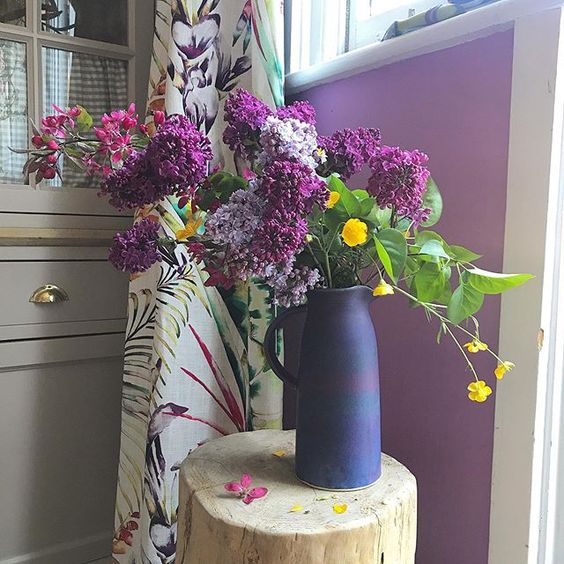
(258, 116, 319, 170)
(266, 264, 322, 307)
(259, 161, 329, 216)
(204, 189, 265, 246)
(108, 219, 162, 273)
(100, 150, 160, 210)
(276, 101, 316, 125)
(252, 209, 309, 266)
(145, 114, 212, 193)
(367, 145, 431, 225)
(223, 89, 273, 160)
(319, 127, 381, 179)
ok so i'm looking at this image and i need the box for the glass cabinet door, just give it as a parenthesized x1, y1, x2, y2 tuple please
(40, 0, 128, 45)
(0, 39, 28, 184)
(42, 47, 128, 188)
(0, 0, 26, 27)
(0, 0, 134, 213)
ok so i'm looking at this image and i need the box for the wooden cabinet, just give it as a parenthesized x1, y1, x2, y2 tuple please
(0, 2, 155, 562)
(0, 246, 129, 564)
(0, 335, 126, 564)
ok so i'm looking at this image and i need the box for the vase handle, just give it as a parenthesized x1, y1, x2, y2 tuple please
(264, 305, 307, 389)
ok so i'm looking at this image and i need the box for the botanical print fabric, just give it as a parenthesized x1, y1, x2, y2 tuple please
(112, 1, 284, 561)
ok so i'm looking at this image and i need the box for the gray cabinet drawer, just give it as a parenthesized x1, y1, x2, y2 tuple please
(0, 260, 128, 328)
(0, 334, 123, 562)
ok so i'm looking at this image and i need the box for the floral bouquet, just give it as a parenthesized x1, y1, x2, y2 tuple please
(18, 90, 532, 402)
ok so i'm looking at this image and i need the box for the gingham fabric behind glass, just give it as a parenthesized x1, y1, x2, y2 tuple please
(42, 48, 128, 188)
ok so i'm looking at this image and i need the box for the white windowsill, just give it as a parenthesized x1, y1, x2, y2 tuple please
(285, 0, 564, 94)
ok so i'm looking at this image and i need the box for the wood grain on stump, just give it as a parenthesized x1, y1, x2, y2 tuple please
(177, 430, 417, 564)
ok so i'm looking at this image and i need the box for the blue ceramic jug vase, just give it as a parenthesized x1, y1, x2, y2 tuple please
(264, 286, 381, 490)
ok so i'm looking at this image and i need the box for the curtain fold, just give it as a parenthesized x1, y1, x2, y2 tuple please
(383, 0, 500, 40)
(112, 1, 284, 561)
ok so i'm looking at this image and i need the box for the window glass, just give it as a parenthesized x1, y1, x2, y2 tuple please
(0, 40, 28, 184)
(289, 0, 449, 73)
(40, 0, 128, 45)
(42, 47, 128, 188)
(0, 0, 26, 26)
(349, 0, 439, 48)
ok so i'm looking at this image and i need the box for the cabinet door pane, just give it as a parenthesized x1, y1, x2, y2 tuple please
(0, 40, 28, 185)
(42, 47, 128, 188)
(40, 0, 128, 45)
(0, 0, 26, 26)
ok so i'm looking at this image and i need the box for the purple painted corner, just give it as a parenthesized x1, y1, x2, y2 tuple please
(286, 29, 514, 564)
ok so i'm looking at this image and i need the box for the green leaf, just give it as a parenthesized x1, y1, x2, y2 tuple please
(420, 177, 443, 227)
(404, 256, 420, 276)
(359, 197, 376, 217)
(352, 189, 370, 200)
(447, 245, 482, 263)
(419, 239, 450, 259)
(376, 228, 407, 282)
(467, 267, 534, 294)
(374, 238, 393, 280)
(327, 175, 361, 217)
(366, 206, 391, 227)
(415, 262, 447, 302)
(76, 106, 93, 132)
(447, 282, 484, 324)
(415, 230, 444, 247)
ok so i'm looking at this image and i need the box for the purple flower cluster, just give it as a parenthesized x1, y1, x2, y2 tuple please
(195, 91, 330, 302)
(276, 100, 316, 125)
(204, 189, 265, 246)
(146, 115, 213, 192)
(367, 145, 431, 225)
(99, 151, 159, 210)
(266, 263, 322, 307)
(223, 89, 273, 160)
(252, 210, 309, 266)
(101, 115, 212, 210)
(319, 127, 381, 179)
(258, 116, 319, 170)
(259, 161, 328, 216)
(108, 219, 162, 273)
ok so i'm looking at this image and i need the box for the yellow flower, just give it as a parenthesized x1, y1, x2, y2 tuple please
(176, 217, 203, 240)
(327, 191, 341, 209)
(463, 339, 488, 353)
(494, 361, 515, 380)
(373, 280, 395, 297)
(332, 503, 348, 514)
(467, 380, 493, 403)
(341, 218, 368, 247)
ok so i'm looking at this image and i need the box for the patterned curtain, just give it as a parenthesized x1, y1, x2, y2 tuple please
(112, 1, 284, 562)
(383, 0, 500, 40)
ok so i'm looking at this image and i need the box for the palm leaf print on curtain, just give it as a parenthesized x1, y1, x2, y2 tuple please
(112, 1, 284, 561)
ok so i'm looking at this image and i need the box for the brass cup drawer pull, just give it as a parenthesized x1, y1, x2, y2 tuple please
(29, 284, 69, 304)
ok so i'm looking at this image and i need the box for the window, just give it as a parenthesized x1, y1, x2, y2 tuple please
(288, 0, 457, 73)
(0, 0, 133, 189)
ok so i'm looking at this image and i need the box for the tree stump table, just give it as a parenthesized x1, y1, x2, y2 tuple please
(176, 430, 417, 564)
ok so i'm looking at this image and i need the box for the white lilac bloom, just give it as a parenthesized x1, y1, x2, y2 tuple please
(204, 189, 264, 246)
(267, 264, 322, 307)
(258, 116, 319, 170)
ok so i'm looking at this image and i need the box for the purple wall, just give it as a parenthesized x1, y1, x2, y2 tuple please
(286, 31, 514, 564)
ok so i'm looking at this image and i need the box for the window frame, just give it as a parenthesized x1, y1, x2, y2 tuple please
(0, 0, 135, 215)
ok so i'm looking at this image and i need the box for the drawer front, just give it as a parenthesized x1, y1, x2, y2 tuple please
(0, 260, 128, 327)
(0, 341, 123, 561)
